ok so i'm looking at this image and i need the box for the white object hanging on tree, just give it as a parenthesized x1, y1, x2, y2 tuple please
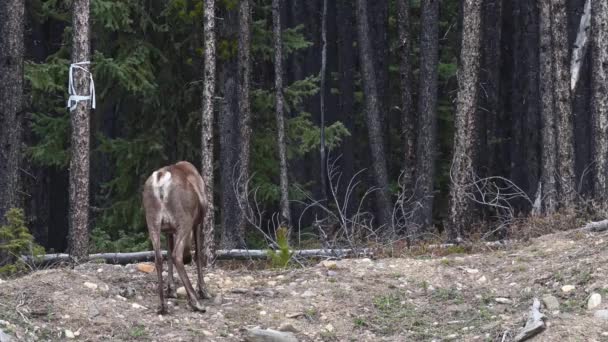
(67, 61, 95, 111)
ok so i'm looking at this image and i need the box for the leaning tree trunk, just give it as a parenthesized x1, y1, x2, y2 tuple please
(539, 0, 558, 214)
(591, 0, 608, 201)
(550, 0, 576, 207)
(355, 0, 393, 232)
(0, 0, 25, 224)
(201, 0, 216, 266)
(447, 0, 482, 241)
(412, 0, 440, 236)
(397, 0, 415, 200)
(234, 0, 252, 246)
(272, 0, 291, 228)
(68, 0, 92, 260)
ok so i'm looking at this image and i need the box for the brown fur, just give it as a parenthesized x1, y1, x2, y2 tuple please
(142, 161, 211, 314)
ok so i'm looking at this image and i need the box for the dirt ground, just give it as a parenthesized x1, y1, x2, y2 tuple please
(1, 229, 608, 341)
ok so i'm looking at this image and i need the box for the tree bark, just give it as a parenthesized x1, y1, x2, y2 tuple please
(447, 0, 482, 240)
(272, 0, 292, 228)
(355, 0, 393, 232)
(68, 0, 92, 260)
(0, 0, 24, 224)
(412, 0, 440, 235)
(201, 0, 216, 265)
(233, 0, 252, 247)
(591, 0, 608, 201)
(397, 0, 415, 200)
(539, 0, 558, 213)
(551, 0, 576, 206)
(570, 0, 591, 91)
(319, 0, 328, 203)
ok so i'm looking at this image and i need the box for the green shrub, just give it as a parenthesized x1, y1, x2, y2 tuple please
(267, 227, 292, 268)
(0, 208, 45, 275)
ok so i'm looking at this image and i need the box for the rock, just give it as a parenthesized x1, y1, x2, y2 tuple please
(327, 270, 338, 277)
(0, 328, 13, 342)
(259, 311, 267, 316)
(119, 286, 136, 298)
(176, 287, 187, 298)
(0, 279, 5, 285)
(495, 298, 513, 305)
(319, 260, 338, 270)
(465, 268, 479, 274)
(137, 263, 155, 273)
(64, 330, 75, 339)
(588, 293, 602, 310)
(561, 285, 576, 293)
(278, 322, 299, 333)
(324, 324, 334, 333)
(253, 289, 275, 298)
(99, 284, 109, 293)
(542, 295, 560, 311)
(244, 328, 298, 342)
(594, 310, 608, 320)
(213, 294, 223, 305)
(286, 312, 305, 319)
(115, 295, 126, 301)
(131, 303, 147, 310)
(477, 276, 487, 284)
(83, 282, 98, 290)
(300, 290, 315, 298)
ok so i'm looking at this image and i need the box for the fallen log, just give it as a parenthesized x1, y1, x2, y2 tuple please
(581, 219, 608, 232)
(21, 248, 371, 266)
(513, 298, 546, 342)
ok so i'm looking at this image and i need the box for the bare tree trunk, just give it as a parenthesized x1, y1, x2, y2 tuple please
(201, 0, 216, 265)
(447, 0, 482, 241)
(570, 0, 591, 91)
(0, 0, 24, 224)
(591, 0, 608, 201)
(319, 0, 328, 203)
(397, 0, 415, 200)
(68, 0, 92, 260)
(355, 0, 393, 232)
(539, 0, 558, 214)
(412, 0, 440, 235)
(234, 0, 252, 245)
(550, 0, 576, 206)
(272, 0, 291, 228)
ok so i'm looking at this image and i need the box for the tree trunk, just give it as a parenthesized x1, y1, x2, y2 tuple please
(397, 0, 415, 200)
(68, 0, 92, 260)
(570, 0, 591, 91)
(355, 0, 393, 232)
(539, 0, 558, 213)
(447, 0, 482, 241)
(336, 0, 356, 219)
(234, 0, 252, 246)
(591, 0, 608, 201)
(201, 0, 216, 265)
(551, 0, 576, 207)
(319, 0, 328, 203)
(412, 0, 440, 235)
(272, 0, 291, 228)
(0, 0, 24, 224)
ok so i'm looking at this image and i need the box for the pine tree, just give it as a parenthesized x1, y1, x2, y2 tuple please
(447, 0, 482, 240)
(68, 0, 92, 260)
(0, 0, 25, 224)
(355, 0, 393, 231)
(201, 0, 217, 266)
(273, 0, 292, 228)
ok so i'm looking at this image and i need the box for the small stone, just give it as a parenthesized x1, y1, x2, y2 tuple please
(259, 311, 267, 316)
(561, 285, 576, 293)
(278, 322, 299, 333)
(202, 330, 213, 337)
(0, 279, 5, 285)
(136, 263, 155, 273)
(213, 294, 223, 305)
(595, 310, 608, 320)
(97, 268, 103, 273)
(267, 281, 277, 286)
(176, 287, 187, 298)
(319, 260, 338, 269)
(588, 293, 602, 310)
(325, 324, 334, 332)
(64, 330, 75, 339)
(465, 268, 479, 274)
(244, 328, 297, 342)
(119, 286, 136, 298)
(286, 312, 305, 319)
(115, 295, 126, 301)
(327, 270, 338, 277)
(477, 276, 487, 284)
(301, 290, 315, 298)
(84, 282, 98, 290)
(99, 284, 109, 293)
(131, 303, 146, 310)
(542, 295, 560, 310)
(494, 298, 512, 304)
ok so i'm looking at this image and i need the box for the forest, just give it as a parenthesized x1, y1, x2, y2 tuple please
(1, 0, 607, 262)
